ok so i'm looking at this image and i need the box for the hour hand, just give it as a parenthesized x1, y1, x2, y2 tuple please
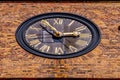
(62, 31, 80, 37)
(40, 20, 61, 37)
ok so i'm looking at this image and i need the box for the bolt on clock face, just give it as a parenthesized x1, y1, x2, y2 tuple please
(16, 12, 101, 58)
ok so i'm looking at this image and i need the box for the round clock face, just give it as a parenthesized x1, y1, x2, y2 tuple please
(16, 12, 101, 59)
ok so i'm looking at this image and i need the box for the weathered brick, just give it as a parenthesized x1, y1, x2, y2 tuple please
(0, 2, 120, 78)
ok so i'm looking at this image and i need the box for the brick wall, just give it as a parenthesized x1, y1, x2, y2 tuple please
(0, 2, 120, 78)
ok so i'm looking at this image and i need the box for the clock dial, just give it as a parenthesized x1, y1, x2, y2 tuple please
(16, 12, 100, 58)
(25, 18, 92, 55)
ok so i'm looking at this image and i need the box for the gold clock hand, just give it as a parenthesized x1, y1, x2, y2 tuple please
(41, 20, 61, 37)
(39, 24, 56, 37)
(62, 31, 80, 37)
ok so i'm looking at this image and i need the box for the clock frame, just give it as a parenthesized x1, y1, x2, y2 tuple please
(16, 12, 101, 59)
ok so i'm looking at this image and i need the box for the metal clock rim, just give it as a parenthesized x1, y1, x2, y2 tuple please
(15, 12, 101, 59)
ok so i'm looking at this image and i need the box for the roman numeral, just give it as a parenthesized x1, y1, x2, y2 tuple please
(68, 20, 74, 27)
(30, 26, 41, 31)
(29, 39, 41, 46)
(75, 26, 86, 31)
(55, 47, 64, 55)
(79, 33, 92, 38)
(39, 45, 50, 52)
(26, 34, 38, 38)
(54, 18, 63, 25)
(75, 40, 88, 46)
(69, 45, 78, 52)
(34, 42, 41, 48)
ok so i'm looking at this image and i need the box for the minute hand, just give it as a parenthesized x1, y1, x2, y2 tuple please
(41, 20, 61, 37)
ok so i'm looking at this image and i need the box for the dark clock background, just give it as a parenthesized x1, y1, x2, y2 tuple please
(0, 1, 120, 78)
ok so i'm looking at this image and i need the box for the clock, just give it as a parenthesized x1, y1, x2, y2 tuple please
(16, 12, 101, 59)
